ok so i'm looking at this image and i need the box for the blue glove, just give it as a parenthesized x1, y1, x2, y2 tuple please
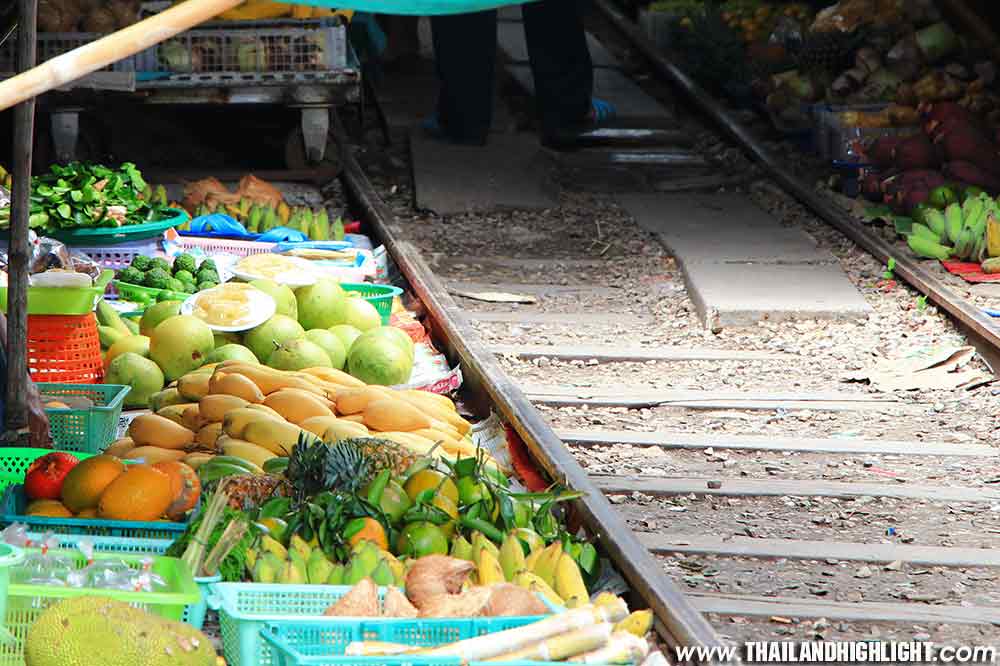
(188, 214, 252, 237)
(258, 227, 309, 243)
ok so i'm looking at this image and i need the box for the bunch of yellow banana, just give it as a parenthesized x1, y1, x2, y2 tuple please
(451, 530, 591, 608)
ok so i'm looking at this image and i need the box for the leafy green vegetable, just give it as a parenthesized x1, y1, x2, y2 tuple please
(167, 506, 260, 582)
(0, 162, 171, 233)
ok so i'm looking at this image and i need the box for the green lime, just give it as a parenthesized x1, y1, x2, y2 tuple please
(456, 476, 486, 506)
(396, 521, 449, 558)
(403, 469, 459, 505)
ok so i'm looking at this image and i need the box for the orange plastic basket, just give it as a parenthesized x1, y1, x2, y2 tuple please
(26, 314, 104, 384)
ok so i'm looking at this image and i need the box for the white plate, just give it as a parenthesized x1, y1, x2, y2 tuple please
(230, 255, 319, 288)
(181, 284, 276, 332)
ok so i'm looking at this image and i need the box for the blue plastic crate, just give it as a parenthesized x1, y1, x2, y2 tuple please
(0, 484, 193, 540)
(210, 583, 551, 666)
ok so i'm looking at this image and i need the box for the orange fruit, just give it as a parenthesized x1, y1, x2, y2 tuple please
(403, 469, 458, 505)
(60, 455, 126, 513)
(76, 508, 97, 518)
(98, 465, 174, 522)
(396, 521, 448, 558)
(432, 493, 459, 537)
(345, 517, 389, 551)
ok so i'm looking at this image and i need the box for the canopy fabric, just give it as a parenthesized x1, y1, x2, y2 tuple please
(288, 0, 534, 15)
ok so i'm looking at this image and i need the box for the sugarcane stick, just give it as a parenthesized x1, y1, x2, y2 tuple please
(567, 632, 650, 664)
(484, 623, 613, 662)
(0, 0, 243, 111)
(415, 600, 628, 660)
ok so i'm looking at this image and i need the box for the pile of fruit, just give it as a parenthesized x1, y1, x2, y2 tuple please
(21, 451, 200, 523)
(188, 198, 345, 241)
(862, 101, 1000, 205)
(114, 254, 220, 296)
(95, 276, 413, 409)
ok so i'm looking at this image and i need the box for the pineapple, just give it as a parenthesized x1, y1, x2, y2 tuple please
(286, 435, 418, 502)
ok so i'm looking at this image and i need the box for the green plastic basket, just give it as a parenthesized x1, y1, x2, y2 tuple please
(259, 617, 554, 666)
(47, 208, 190, 245)
(2, 548, 199, 664)
(112, 280, 190, 308)
(0, 448, 96, 493)
(210, 583, 550, 666)
(23, 534, 212, 629)
(39, 383, 131, 453)
(0, 484, 193, 540)
(0, 270, 114, 315)
(340, 283, 402, 325)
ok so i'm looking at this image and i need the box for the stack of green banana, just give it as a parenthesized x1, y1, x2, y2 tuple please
(910, 194, 996, 261)
(190, 197, 345, 241)
(141, 184, 170, 208)
(247, 538, 405, 586)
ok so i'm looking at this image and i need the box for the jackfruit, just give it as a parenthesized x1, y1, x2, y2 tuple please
(25, 596, 216, 665)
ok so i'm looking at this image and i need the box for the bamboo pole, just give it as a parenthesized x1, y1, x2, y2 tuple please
(0, 0, 244, 112)
(5, 0, 38, 437)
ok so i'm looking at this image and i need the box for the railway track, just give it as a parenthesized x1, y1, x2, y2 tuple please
(324, 5, 1000, 652)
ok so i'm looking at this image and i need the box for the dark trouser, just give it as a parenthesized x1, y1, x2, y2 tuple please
(430, 0, 593, 144)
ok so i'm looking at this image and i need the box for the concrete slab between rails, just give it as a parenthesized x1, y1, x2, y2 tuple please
(505, 65, 673, 126)
(497, 22, 621, 69)
(410, 130, 556, 214)
(620, 193, 870, 327)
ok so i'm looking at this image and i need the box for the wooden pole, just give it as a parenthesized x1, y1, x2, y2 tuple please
(0, 0, 243, 112)
(5, 0, 37, 437)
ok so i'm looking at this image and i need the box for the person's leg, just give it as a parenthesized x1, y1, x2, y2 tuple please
(382, 16, 421, 65)
(522, 0, 594, 141)
(429, 10, 498, 144)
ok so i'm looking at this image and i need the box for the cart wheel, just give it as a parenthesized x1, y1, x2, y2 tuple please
(284, 126, 340, 172)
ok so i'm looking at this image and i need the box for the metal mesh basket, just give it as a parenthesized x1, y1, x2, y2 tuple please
(0, 31, 136, 73)
(134, 19, 348, 76)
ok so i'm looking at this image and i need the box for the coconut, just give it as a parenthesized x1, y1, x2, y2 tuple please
(383, 586, 418, 618)
(324, 578, 379, 617)
(418, 587, 492, 618)
(405, 556, 474, 609)
(484, 583, 549, 617)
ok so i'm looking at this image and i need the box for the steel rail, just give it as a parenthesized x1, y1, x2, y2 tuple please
(593, 0, 1000, 370)
(330, 111, 729, 660)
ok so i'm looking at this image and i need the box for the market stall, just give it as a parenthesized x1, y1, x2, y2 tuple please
(636, 0, 1000, 283)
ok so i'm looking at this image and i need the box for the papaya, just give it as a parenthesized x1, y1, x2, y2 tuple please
(98, 465, 175, 522)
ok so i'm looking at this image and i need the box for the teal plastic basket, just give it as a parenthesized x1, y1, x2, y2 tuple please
(39, 383, 131, 453)
(2, 547, 199, 664)
(341, 283, 402, 325)
(0, 448, 96, 493)
(0, 484, 193, 540)
(259, 617, 557, 666)
(210, 583, 552, 666)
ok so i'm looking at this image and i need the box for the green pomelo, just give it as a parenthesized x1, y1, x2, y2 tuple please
(347, 336, 413, 386)
(250, 278, 298, 319)
(213, 331, 241, 349)
(358, 326, 414, 362)
(139, 301, 182, 337)
(341, 297, 382, 332)
(148, 315, 215, 381)
(304, 329, 347, 370)
(295, 279, 347, 329)
(267, 338, 333, 371)
(328, 324, 362, 353)
(104, 335, 150, 369)
(105, 352, 165, 409)
(206, 343, 259, 365)
(244, 315, 305, 364)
